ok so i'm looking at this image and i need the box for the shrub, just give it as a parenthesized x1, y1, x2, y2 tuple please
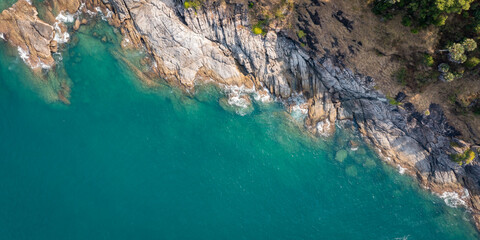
(465, 57, 480, 69)
(335, 150, 348, 162)
(442, 72, 455, 82)
(438, 63, 450, 73)
(448, 43, 467, 63)
(450, 149, 476, 165)
(297, 30, 306, 39)
(474, 24, 480, 34)
(434, 14, 448, 26)
(372, 0, 475, 29)
(386, 95, 401, 105)
(423, 54, 435, 67)
(394, 67, 407, 85)
(402, 16, 412, 26)
(253, 27, 263, 35)
(462, 38, 477, 51)
(184, 0, 201, 10)
(275, 9, 284, 19)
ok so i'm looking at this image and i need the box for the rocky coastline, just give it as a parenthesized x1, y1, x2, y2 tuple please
(1, 0, 480, 229)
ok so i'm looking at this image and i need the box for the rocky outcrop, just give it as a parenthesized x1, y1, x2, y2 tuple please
(2, 0, 480, 229)
(0, 0, 56, 69)
(112, 0, 251, 89)
(106, 0, 480, 227)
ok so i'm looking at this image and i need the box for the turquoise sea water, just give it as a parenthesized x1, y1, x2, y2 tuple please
(0, 20, 479, 239)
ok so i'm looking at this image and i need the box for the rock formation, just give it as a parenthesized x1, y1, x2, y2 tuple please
(102, 0, 480, 228)
(2, 0, 480, 229)
(0, 0, 56, 69)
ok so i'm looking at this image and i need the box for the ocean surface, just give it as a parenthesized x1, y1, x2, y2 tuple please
(0, 19, 479, 240)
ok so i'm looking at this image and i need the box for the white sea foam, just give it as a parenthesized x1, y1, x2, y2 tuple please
(223, 84, 255, 94)
(17, 46, 30, 63)
(253, 88, 272, 103)
(397, 165, 406, 175)
(288, 93, 308, 120)
(95, 6, 113, 21)
(53, 10, 77, 45)
(53, 22, 70, 44)
(0, 33, 5, 41)
(463, 188, 470, 198)
(439, 191, 466, 208)
(223, 84, 255, 116)
(56, 11, 76, 23)
(316, 120, 332, 137)
(17, 46, 52, 69)
(227, 95, 249, 109)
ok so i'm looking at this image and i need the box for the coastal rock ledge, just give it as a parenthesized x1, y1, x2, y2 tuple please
(2, 0, 480, 229)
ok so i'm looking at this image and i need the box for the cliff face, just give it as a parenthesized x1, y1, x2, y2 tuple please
(0, 0, 56, 69)
(1, 0, 480, 228)
(107, 0, 480, 227)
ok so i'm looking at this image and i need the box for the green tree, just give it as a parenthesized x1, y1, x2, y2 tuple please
(465, 57, 480, 68)
(451, 149, 476, 165)
(442, 72, 456, 82)
(297, 30, 306, 38)
(438, 63, 450, 72)
(462, 38, 477, 51)
(253, 27, 263, 35)
(423, 54, 435, 66)
(372, 0, 476, 28)
(448, 43, 467, 63)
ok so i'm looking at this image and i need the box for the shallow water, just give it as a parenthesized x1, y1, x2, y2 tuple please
(0, 20, 479, 240)
(0, 0, 17, 11)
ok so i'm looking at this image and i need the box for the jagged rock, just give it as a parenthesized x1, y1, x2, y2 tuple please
(50, 40, 58, 53)
(51, 0, 81, 14)
(335, 150, 348, 162)
(73, 19, 81, 31)
(0, 0, 55, 69)
(3, 0, 480, 229)
(395, 92, 407, 102)
(113, 0, 249, 89)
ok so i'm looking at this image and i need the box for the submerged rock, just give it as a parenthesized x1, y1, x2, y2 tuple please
(73, 19, 80, 31)
(50, 40, 58, 53)
(345, 165, 358, 177)
(3, 0, 480, 230)
(363, 159, 377, 168)
(0, 0, 55, 69)
(335, 150, 348, 162)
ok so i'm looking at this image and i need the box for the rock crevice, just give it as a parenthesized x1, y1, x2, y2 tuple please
(1, 0, 480, 229)
(107, 0, 480, 226)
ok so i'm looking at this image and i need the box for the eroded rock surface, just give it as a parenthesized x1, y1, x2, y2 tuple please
(2, 0, 480, 229)
(107, 0, 480, 227)
(0, 0, 55, 69)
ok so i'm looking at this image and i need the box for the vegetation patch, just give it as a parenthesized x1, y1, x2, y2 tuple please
(393, 67, 407, 86)
(465, 56, 480, 69)
(386, 95, 402, 106)
(450, 149, 476, 165)
(253, 26, 263, 35)
(184, 0, 201, 11)
(297, 30, 306, 39)
(423, 54, 435, 67)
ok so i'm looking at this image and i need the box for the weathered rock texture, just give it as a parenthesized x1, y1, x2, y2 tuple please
(106, 0, 480, 228)
(2, 0, 480, 229)
(0, 0, 56, 69)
